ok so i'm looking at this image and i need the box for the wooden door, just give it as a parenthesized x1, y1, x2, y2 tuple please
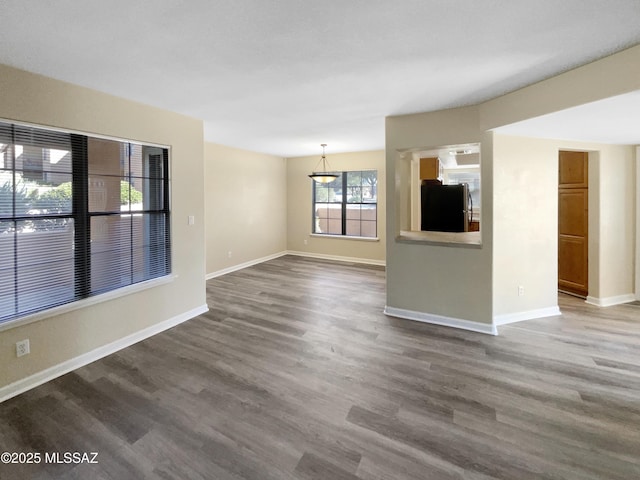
(558, 151, 588, 297)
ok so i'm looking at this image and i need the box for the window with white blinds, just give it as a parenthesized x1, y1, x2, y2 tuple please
(0, 121, 170, 324)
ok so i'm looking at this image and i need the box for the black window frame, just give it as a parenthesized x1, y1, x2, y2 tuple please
(312, 169, 377, 238)
(0, 121, 171, 324)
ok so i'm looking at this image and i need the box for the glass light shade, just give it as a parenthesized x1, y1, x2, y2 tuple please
(309, 172, 339, 183)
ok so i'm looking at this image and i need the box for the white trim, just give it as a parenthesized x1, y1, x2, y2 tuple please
(493, 306, 561, 326)
(309, 233, 380, 242)
(205, 251, 288, 280)
(287, 250, 386, 267)
(585, 294, 636, 307)
(205, 250, 386, 280)
(0, 304, 209, 404)
(0, 274, 176, 333)
(383, 305, 497, 335)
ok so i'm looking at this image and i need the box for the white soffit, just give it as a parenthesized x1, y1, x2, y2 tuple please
(494, 90, 640, 145)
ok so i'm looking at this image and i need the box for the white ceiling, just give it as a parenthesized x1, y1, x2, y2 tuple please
(1, 1, 639, 157)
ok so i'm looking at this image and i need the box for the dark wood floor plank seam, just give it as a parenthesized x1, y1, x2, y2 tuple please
(1, 256, 639, 479)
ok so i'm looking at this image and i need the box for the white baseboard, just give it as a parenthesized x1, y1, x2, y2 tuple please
(206, 251, 385, 280)
(0, 304, 209, 404)
(493, 306, 561, 326)
(585, 294, 636, 307)
(384, 306, 497, 335)
(287, 250, 386, 267)
(205, 251, 288, 280)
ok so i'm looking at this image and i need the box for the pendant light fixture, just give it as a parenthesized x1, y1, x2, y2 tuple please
(308, 144, 339, 183)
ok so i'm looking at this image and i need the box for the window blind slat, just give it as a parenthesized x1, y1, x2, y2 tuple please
(0, 120, 171, 324)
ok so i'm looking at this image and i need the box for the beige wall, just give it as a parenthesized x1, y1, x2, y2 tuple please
(204, 143, 287, 275)
(492, 135, 635, 316)
(287, 150, 385, 263)
(0, 64, 206, 389)
(385, 106, 495, 324)
(593, 143, 636, 300)
(492, 134, 559, 317)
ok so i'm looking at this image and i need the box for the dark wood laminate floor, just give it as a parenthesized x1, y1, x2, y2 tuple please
(1, 255, 640, 479)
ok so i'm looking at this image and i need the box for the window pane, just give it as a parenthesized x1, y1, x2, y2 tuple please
(11, 126, 71, 179)
(11, 128, 73, 219)
(0, 124, 13, 169)
(361, 171, 378, 203)
(15, 219, 75, 315)
(346, 205, 361, 220)
(129, 146, 166, 211)
(327, 204, 342, 219)
(127, 177, 164, 212)
(361, 205, 377, 237)
(360, 220, 377, 237)
(314, 185, 341, 203)
(327, 219, 342, 235)
(90, 215, 132, 293)
(123, 179, 142, 212)
(0, 173, 16, 218)
(0, 174, 68, 217)
(0, 224, 16, 320)
(314, 203, 342, 234)
(132, 213, 170, 282)
(130, 145, 166, 179)
(346, 205, 377, 237)
(346, 220, 361, 237)
(347, 171, 362, 186)
(13, 125, 72, 154)
(361, 204, 377, 221)
(88, 138, 127, 177)
(89, 176, 127, 213)
(314, 204, 328, 233)
(314, 185, 327, 202)
(346, 186, 362, 203)
(26, 175, 73, 215)
(17, 146, 72, 180)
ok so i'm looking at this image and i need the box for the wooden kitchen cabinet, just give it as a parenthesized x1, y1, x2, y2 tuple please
(420, 157, 441, 180)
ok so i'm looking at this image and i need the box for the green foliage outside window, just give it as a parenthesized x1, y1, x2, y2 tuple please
(34, 181, 72, 211)
(1, 178, 143, 220)
(120, 181, 143, 205)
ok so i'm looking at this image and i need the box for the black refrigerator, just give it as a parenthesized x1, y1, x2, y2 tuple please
(421, 183, 471, 232)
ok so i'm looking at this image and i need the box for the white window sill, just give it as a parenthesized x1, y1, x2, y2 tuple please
(310, 233, 379, 242)
(0, 274, 176, 333)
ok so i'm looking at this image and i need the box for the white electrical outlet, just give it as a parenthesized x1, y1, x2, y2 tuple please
(188, 215, 195, 226)
(16, 339, 30, 357)
(227, 251, 232, 258)
(303, 239, 308, 245)
(518, 285, 525, 297)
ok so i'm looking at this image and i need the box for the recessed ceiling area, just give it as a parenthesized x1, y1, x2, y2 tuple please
(0, 1, 639, 157)
(494, 90, 640, 145)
